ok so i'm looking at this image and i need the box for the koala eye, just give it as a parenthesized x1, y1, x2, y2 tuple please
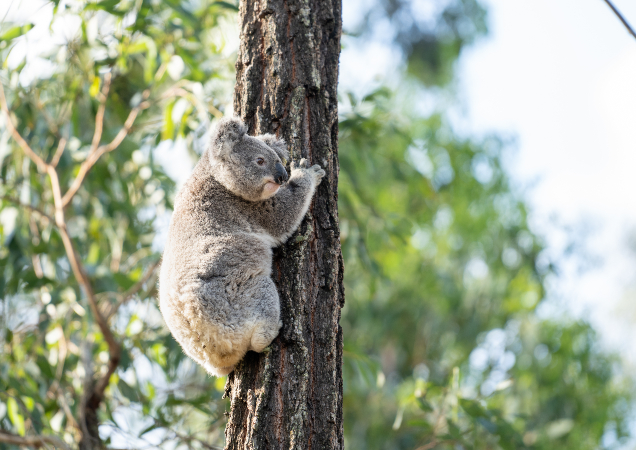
(256, 157, 266, 166)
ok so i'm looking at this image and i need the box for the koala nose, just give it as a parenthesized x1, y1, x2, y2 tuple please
(274, 162, 289, 184)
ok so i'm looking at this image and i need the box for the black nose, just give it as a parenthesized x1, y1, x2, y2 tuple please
(274, 162, 288, 184)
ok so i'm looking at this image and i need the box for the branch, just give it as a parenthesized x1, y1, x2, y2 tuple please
(90, 73, 112, 154)
(61, 88, 150, 207)
(0, 431, 71, 450)
(104, 259, 161, 320)
(160, 85, 223, 118)
(1, 76, 127, 448)
(168, 427, 223, 450)
(0, 82, 47, 172)
(603, 0, 636, 40)
(0, 195, 54, 223)
(46, 166, 121, 397)
(1, 80, 119, 365)
(50, 137, 67, 167)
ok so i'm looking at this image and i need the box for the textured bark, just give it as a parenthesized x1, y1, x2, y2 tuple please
(223, 0, 343, 449)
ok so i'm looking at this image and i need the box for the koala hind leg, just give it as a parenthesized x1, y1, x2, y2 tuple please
(246, 276, 282, 353)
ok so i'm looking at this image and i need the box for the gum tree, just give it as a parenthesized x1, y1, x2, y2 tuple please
(223, 0, 345, 448)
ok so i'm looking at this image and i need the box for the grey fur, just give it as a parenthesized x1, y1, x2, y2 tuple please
(159, 117, 325, 376)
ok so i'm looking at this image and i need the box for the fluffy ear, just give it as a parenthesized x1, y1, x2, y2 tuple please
(256, 134, 289, 163)
(209, 117, 248, 159)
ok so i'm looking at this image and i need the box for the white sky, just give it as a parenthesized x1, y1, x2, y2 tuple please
(341, 0, 636, 367)
(456, 0, 636, 366)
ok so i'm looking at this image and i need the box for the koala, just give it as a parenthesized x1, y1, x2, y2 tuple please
(159, 117, 325, 376)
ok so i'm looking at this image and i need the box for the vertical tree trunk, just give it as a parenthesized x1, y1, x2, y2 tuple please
(224, 0, 343, 449)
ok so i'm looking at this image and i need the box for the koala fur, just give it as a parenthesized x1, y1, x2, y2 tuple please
(159, 117, 326, 376)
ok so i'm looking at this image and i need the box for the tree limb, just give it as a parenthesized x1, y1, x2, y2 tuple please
(61, 88, 151, 207)
(603, 0, 636, 40)
(0, 83, 48, 172)
(0, 431, 71, 450)
(1, 78, 123, 447)
(0, 195, 54, 223)
(46, 165, 121, 401)
(90, 73, 112, 153)
(50, 137, 67, 167)
(104, 259, 161, 320)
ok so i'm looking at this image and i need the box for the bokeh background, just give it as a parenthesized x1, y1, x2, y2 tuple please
(1, 0, 636, 449)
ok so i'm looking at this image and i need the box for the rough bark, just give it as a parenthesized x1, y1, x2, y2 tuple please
(223, 0, 344, 449)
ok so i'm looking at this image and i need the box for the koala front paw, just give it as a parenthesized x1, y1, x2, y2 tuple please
(291, 158, 326, 185)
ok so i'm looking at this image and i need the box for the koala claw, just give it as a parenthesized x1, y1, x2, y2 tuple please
(310, 164, 326, 179)
(291, 158, 309, 170)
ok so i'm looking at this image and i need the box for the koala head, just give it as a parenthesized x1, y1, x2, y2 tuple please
(208, 117, 290, 202)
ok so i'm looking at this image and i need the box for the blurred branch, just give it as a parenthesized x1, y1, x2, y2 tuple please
(0, 195, 54, 223)
(90, 73, 112, 154)
(160, 84, 223, 118)
(0, 83, 48, 172)
(157, 422, 223, 450)
(51, 137, 67, 167)
(46, 165, 121, 377)
(61, 87, 151, 207)
(35, 91, 62, 139)
(103, 259, 161, 320)
(0, 78, 121, 446)
(0, 431, 71, 450)
(603, 0, 636, 40)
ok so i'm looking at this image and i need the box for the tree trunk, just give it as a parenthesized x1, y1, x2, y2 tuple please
(223, 0, 344, 449)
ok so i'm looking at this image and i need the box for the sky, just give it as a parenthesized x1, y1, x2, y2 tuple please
(340, 0, 636, 366)
(455, 0, 636, 366)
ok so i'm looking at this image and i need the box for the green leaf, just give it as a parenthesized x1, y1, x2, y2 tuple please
(35, 355, 55, 380)
(459, 399, 488, 419)
(118, 379, 139, 402)
(7, 397, 25, 436)
(162, 101, 175, 141)
(476, 417, 497, 434)
(84, 0, 124, 15)
(0, 24, 34, 42)
(212, 1, 239, 11)
(139, 422, 159, 436)
(416, 397, 433, 412)
(113, 273, 136, 290)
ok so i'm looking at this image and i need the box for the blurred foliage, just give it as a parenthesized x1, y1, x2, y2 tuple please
(338, 87, 633, 449)
(351, 0, 487, 86)
(0, 0, 236, 448)
(0, 0, 633, 449)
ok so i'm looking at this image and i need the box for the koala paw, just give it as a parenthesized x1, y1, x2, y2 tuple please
(291, 158, 326, 184)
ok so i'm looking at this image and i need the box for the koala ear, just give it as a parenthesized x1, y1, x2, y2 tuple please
(256, 134, 289, 163)
(209, 117, 248, 160)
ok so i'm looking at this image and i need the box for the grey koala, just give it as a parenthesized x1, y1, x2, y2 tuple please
(159, 117, 325, 376)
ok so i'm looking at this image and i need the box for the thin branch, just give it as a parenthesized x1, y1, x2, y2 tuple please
(35, 91, 62, 139)
(168, 427, 223, 450)
(50, 137, 67, 167)
(603, 0, 636, 40)
(55, 388, 81, 433)
(90, 73, 112, 153)
(0, 431, 71, 450)
(61, 88, 150, 207)
(0, 195, 54, 223)
(160, 84, 223, 118)
(104, 259, 161, 320)
(0, 82, 47, 172)
(45, 165, 121, 399)
(1, 74, 135, 449)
